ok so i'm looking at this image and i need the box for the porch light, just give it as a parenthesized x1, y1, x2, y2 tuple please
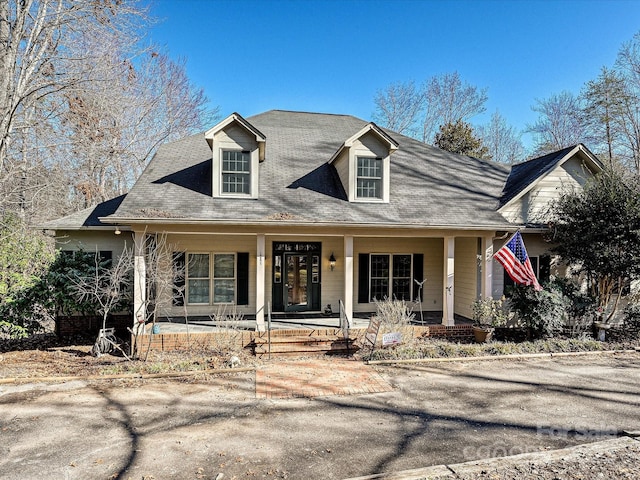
(114, 227, 121, 235)
(329, 253, 336, 271)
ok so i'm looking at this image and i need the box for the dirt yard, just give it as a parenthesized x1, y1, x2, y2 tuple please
(1, 335, 640, 479)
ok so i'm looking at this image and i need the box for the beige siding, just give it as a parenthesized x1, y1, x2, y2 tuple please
(353, 131, 389, 158)
(454, 237, 478, 319)
(60, 228, 499, 322)
(332, 150, 350, 198)
(56, 230, 132, 258)
(500, 157, 593, 224)
(353, 237, 443, 313)
(214, 123, 256, 150)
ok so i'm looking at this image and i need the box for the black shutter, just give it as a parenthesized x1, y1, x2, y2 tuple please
(237, 252, 249, 306)
(358, 253, 370, 303)
(539, 254, 551, 284)
(172, 252, 186, 306)
(98, 250, 112, 261)
(412, 253, 424, 301)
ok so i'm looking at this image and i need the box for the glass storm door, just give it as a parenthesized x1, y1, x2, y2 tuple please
(285, 254, 308, 311)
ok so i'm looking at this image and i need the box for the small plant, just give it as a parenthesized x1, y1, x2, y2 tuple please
(373, 297, 415, 327)
(472, 297, 510, 327)
(208, 304, 247, 355)
(360, 298, 417, 359)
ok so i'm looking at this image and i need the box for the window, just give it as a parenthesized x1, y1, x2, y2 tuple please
(503, 254, 550, 294)
(370, 254, 412, 301)
(186, 253, 237, 304)
(222, 150, 251, 194)
(187, 253, 210, 304)
(356, 157, 383, 199)
(213, 253, 235, 303)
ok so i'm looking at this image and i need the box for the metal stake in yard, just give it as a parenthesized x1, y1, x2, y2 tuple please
(414, 278, 426, 325)
(267, 301, 272, 360)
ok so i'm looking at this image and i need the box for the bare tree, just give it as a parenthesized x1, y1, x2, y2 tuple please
(527, 91, 585, 155)
(1, 1, 216, 219)
(130, 232, 186, 361)
(59, 46, 216, 205)
(0, 0, 147, 173)
(477, 110, 526, 164)
(372, 80, 425, 137)
(372, 72, 488, 144)
(422, 72, 488, 144)
(614, 32, 640, 172)
(69, 246, 134, 357)
(0, 0, 150, 223)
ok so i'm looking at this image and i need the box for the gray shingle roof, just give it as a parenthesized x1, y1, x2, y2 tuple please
(49, 110, 524, 230)
(110, 110, 513, 228)
(41, 195, 126, 230)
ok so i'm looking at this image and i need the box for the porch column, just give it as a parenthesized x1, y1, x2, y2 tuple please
(343, 235, 354, 324)
(255, 234, 266, 332)
(481, 235, 494, 299)
(133, 231, 146, 329)
(442, 236, 455, 326)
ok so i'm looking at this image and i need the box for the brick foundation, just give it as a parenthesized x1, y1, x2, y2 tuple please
(137, 324, 475, 354)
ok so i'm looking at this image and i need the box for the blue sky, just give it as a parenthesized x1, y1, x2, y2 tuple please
(148, 0, 640, 147)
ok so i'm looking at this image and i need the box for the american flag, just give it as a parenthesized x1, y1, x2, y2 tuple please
(494, 231, 542, 291)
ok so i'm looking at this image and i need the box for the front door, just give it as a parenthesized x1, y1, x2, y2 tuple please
(285, 253, 309, 311)
(272, 242, 322, 312)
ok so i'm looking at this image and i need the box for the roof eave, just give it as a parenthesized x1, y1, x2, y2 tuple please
(99, 216, 515, 232)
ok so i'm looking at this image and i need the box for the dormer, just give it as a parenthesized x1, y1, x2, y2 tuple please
(205, 113, 266, 198)
(329, 123, 398, 203)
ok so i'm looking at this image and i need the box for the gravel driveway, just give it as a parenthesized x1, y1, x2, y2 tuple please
(1, 352, 639, 479)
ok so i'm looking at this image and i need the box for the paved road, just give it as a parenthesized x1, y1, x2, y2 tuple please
(1, 353, 639, 480)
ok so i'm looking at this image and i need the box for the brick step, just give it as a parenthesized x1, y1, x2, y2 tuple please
(254, 343, 354, 354)
(251, 335, 358, 357)
(253, 335, 347, 345)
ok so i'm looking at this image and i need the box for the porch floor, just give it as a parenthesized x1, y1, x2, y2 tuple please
(152, 312, 470, 333)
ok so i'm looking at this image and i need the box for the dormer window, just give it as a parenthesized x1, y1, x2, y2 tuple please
(356, 157, 383, 199)
(329, 123, 398, 203)
(205, 113, 266, 199)
(222, 150, 251, 195)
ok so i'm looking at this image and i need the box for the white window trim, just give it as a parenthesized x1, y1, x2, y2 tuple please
(213, 252, 237, 305)
(186, 252, 211, 305)
(220, 149, 251, 196)
(211, 141, 259, 199)
(356, 156, 383, 200)
(185, 252, 237, 305)
(369, 253, 413, 302)
(349, 149, 390, 203)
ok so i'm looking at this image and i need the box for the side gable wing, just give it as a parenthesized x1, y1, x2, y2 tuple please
(499, 144, 603, 224)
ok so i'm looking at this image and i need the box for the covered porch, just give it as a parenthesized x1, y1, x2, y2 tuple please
(131, 226, 497, 333)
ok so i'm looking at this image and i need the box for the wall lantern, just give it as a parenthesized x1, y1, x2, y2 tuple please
(329, 253, 336, 271)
